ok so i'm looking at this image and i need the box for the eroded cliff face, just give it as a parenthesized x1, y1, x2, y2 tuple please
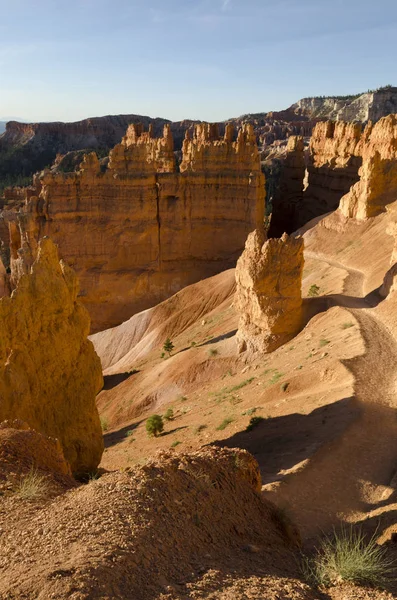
(340, 115, 397, 220)
(3, 123, 264, 332)
(0, 237, 103, 476)
(296, 121, 363, 227)
(235, 230, 304, 353)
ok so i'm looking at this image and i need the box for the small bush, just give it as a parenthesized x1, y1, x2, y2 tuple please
(302, 527, 395, 588)
(100, 417, 108, 432)
(146, 414, 164, 437)
(246, 416, 264, 431)
(308, 284, 320, 297)
(163, 408, 174, 421)
(216, 417, 234, 431)
(171, 440, 181, 448)
(160, 352, 165, 359)
(208, 347, 219, 357)
(342, 322, 354, 329)
(190, 341, 196, 347)
(163, 338, 174, 357)
(16, 468, 48, 500)
(319, 339, 330, 347)
(280, 381, 289, 392)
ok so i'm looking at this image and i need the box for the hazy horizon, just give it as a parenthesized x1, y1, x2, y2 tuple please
(1, 0, 397, 123)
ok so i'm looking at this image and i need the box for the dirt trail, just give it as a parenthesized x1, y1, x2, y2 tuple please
(266, 251, 397, 540)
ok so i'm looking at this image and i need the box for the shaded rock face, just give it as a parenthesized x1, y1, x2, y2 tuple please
(0, 238, 103, 476)
(235, 230, 304, 353)
(267, 136, 305, 237)
(3, 123, 264, 332)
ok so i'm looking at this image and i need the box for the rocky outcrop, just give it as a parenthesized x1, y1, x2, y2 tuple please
(0, 237, 103, 476)
(267, 136, 306, 237)
(235, 230, 304, 353)
(3, 123, 264, 332)
(340, 115, 397, 220)
(291, 86, 397, 122)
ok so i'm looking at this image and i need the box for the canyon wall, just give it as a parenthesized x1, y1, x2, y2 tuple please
(2, 123, 264, 332)
(0, 238, 103, 476)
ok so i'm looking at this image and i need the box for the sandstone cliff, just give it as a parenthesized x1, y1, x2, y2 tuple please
(235, 230, 304, 353)
(0, 237, 103, 475)
(3, 123, 264, 332)
(339, 115, 397, 220)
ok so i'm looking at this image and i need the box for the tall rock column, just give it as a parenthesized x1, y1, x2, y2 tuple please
(0, 237, 104, 476)
(235, 230, 304, 353)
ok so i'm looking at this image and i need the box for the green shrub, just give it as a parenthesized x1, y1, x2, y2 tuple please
(100, 417, 108, 432)
(146, 414, 164, 437)
(163, 338, 174, 357)
(308, 284, 320, 297)
(319, 339, 330, 347)
(208, 347, 219, 357)
(246, 416, 264, 431)
(342, 322, 354, 329)
(171, 440, 181, 448)
(163, 408, 174, 421)
(302, 527, 394, 588)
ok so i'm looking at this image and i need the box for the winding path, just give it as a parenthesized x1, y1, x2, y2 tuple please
(266, 251, 397, 539)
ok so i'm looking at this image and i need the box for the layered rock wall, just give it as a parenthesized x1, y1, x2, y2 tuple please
(3, 123, 264, 332)
(235, 230, 304, 353)
(0, 237, 103, 475)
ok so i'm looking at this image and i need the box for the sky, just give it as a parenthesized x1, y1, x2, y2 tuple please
(1, 0, 397, 123)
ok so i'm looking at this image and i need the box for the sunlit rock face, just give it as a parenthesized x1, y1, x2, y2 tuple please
(0, 238, 103, 476)
(3, 123, 264, 332)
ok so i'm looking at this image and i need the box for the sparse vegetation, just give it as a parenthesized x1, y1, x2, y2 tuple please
(100, 417, 108, 432)
(216, 417, 234, 431)
(242, 407, 258, 416)
(163, 338, 174, 357)
(308, 284, 320, 297)
(246, 416, 264, 431)
(208, 347, 219, 357)
(163, 408, 174, 421)
(342, 322, 354, 329)
(15, 468, 49, 500)
(126, 429, 135, 437)
(269, 371, 284, 385)
(171, 440, 181, 448)
(302, 527, 395, 588)
(194, 424, 207, 434)
(145, 414, 164, 437)
(319, 339, 330, 347)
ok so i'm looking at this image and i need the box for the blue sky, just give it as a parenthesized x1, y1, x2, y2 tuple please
(1, 0, 396, 123)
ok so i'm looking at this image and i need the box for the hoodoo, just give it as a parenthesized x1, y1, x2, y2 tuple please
(0, 237, 103, 476)
(235, 229, 304, 354)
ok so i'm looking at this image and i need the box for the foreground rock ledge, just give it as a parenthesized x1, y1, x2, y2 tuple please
(0, 237, 103, 476)
(236, 230, 304, 354)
